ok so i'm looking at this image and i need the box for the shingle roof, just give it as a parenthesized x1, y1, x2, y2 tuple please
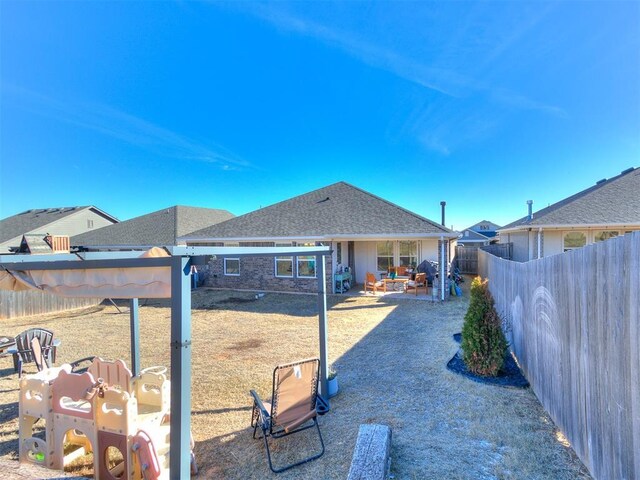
(72, 206, 234, 247)
(183, 182, 455, 240)
(0, 207, 116, 244)
(501, 167, 640, 230)
(460, 230, 491, 242)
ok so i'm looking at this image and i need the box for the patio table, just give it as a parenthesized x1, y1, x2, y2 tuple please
(383, 278, 409, 292)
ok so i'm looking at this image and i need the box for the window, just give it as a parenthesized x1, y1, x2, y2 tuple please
(297, 256, 316, 278)
(399, 241, 418, 267)
(594, 231, 618, 242)
(87, 219, 94, 228)
(336, 243, 342, 264)
(563, 232, 586, 252)
(376, 241, 394, 271)
(275, 242, 293, 277)
(224, 258, 240, 276)
(275, 257, 293, 277)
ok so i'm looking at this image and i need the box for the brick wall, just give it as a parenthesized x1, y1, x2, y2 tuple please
(199, 255, 334, 293)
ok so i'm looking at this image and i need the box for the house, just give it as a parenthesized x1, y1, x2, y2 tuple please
(0, 206, 118, 253)
(458, 220, 501, 246)
(458, 229, 491, 246)
(71, 205, 234, 247)
(180, 182, 458, 293)
(498, 167, 640, 262)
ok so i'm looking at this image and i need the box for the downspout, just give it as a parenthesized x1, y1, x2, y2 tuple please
(527, 200, 533, 261)
(537, 228, 542, 259)
(440, 235, 445, 301)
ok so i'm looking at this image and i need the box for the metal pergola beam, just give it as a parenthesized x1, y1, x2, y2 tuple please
(0, 256, 172, 270)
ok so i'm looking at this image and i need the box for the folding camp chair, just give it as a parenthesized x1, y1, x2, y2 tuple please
(10, 328, 60, 377)
(250, 358, 325, 473)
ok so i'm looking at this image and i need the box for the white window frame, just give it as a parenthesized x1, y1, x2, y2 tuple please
(376, 241, 394, 272)
(275, 257, 293, 277)
(593, 230, 619, 242)
(224, 258, 240, 276)
(296, 256, 316, 278)
(274, 242, 293, 278)
(563, 231, 587, 252)
(399, 240, 419, 268)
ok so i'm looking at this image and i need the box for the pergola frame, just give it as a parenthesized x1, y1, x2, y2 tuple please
(0, 245, 332, 479)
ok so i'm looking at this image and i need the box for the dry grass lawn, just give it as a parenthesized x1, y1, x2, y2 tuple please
(0, 285, 592, 479)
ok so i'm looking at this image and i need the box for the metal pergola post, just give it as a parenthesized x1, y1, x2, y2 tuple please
(129, 298, 140, 376)
(316, 254, 329, 402)
(169, 255, 192, 479)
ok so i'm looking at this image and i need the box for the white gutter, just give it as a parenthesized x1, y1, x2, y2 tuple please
(180, 232, 460, 243)
(498, 222, 640, 234)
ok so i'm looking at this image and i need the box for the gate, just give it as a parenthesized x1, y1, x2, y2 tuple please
(454, 243, 512, 275)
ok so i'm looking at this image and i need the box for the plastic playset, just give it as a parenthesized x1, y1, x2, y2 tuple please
(18, 357, 196, 479)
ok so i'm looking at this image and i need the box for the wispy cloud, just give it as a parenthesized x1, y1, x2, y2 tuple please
(241, 4, 564, 114)
(244, 4, 467, 98)
(3, 85, 252, 171)
(235, 3, 566, 155)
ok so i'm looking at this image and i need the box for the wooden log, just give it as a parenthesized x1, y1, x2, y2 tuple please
(347, 424, 392, 480)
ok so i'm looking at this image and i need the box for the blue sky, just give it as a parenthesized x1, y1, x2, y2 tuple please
(1, 1, 638, 230)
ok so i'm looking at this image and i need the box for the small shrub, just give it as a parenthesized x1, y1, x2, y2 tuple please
(461, 277, 507, 376)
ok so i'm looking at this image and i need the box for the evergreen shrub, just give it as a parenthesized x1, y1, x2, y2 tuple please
(461, 276, 507, 376)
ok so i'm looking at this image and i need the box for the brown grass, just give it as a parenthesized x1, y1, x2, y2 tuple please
(0, 284, 591, 479)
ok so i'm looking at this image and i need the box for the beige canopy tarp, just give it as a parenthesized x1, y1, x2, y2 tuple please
(0, 247, 171, 298)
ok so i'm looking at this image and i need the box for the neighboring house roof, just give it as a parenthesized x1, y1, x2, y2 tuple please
(18, 234, 55, 254)
(500, 167, 640, 232)
(71, 205, 235, 247)
(0, 206, 118, 244)
(182, 182, 456, 241)
(459, 229, 491, 243)
(465, 220, 500, 238)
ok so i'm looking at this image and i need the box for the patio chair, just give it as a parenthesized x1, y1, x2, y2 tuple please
(364, 272, 386, 294)
(11, 328, 60, 378)
(395, 266, 409, 277)
(250, 358, 325, 473)
(405, 272, 428, 296)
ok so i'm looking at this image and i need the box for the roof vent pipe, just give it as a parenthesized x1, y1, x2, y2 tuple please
(527, 200, 533, 221)
(440, 201, 446, 226)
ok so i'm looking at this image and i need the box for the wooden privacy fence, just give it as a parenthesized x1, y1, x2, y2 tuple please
(455, 243, 512, 274)
(0, 290, 102, 319)
(478, 232, 640, 480)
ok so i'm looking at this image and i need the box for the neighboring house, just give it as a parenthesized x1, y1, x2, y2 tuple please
(180, 181, 458, 293)
(71, 205, 234, 247)
(458, 221, 501, 246)
(0, 206, 118, 253)
(458, 229, 492, 246)
(498, 167, 640, 262)
(468, 220, 500, 239)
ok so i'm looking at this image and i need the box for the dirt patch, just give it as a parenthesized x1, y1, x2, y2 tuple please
(218, 296, 259, 304)
(228, 339, 264, 351)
